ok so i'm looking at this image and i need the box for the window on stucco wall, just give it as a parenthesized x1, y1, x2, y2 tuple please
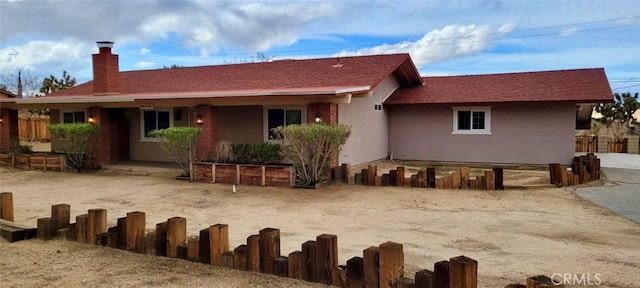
(265, 107, 304, 140)
(452, 107, 492, 135)
(140, 109, 172, 141)
(61, 111, 85, 123)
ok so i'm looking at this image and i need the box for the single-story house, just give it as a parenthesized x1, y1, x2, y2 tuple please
(0, 41, 612, 166)
(0, 89, 19, 148)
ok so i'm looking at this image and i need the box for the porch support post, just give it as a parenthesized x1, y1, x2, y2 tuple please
(192, 105, 216, 160)
(307, 102, 338, 125)
(0, 108, 19, 151)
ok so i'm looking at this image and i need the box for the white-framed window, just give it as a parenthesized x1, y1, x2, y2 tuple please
(264, 107, 305, 140)
(452, 107, 491, 135)
(61, 111, 85, 123)
(140, 109, 173, 141)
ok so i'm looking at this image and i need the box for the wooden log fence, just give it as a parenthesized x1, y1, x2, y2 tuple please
(549, 154, 601, 187)
(1, 197, 571, 287)
(334, 164, 506, 191)
(1, 192, 14, 221)
(338, 160, 601, 190)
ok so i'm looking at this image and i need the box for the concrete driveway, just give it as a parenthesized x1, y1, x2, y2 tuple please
(574, 153, 640, 224)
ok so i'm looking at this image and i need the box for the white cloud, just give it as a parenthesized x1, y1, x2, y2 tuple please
(1, 1, 637, 84)
(498, 23, 516, 34)
(132, 1, 337, 54)
(1, 1, 338, 54)
(335, 24, 514, 66)
(135, 61, 156, 69)
(140, 14, 183, 40)
(561, 27, 578, 37)
(0, 40, 93, 73)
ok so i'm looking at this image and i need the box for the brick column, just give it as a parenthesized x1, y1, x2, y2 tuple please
(192, 105, 216, 160)
(307, 102, 339, 168)
(86, 107, 113, 166)
(307, 102, 337, 124)
(0, 108, 19, 151)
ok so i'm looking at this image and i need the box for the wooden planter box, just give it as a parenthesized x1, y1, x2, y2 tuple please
(191, 162, 293, 187)
(0, 153, 65, 172)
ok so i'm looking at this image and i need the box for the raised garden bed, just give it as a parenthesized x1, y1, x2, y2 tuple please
(191, 162, 293, 187)
(0, 153, 66, 172)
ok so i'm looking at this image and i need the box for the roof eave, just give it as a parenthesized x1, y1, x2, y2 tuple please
(384, 98, 615, 105)
(16, 86, 371, 105)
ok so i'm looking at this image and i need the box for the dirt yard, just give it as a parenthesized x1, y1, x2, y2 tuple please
(1, 166, 639, 288)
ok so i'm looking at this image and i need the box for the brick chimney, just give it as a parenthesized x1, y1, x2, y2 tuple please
(92, 41, 120, 95)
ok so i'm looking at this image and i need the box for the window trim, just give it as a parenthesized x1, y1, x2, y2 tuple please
(140, 109, 174, 142)
(263, 106, 306, 141)
(452, 106, 492, 135)
(60, 110, 86, 124)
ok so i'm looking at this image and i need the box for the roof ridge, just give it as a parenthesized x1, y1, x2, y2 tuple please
(422, 68, 605, 79)
(121, 53, 412, 74)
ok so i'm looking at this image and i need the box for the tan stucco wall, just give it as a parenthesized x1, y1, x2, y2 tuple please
(215, 106, 263, 143)
(128, 107, 189, 162)
(338, 75, 400, 165)
(388, 103, 576, 165)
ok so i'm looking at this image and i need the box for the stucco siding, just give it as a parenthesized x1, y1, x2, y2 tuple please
(338, 75, 400, 165)
(128, 107, 188, 162)
(215, 106, 263, 143)
(388, 103, 576, 165)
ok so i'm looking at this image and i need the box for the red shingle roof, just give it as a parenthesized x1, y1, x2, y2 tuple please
(384, 68, 613, 105)
(47, 54, 422, 98)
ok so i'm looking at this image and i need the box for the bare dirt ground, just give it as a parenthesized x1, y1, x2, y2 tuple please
(1, 166, 639, 287)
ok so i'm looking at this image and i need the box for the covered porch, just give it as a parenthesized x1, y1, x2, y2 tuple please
(1, 90, 358, 166)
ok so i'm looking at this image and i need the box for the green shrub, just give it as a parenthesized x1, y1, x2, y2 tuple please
(149, 127, 201, 177)
(273, 123, 350, 186)
(253, 143, 283, 164)
(48, 123, 98, 172)
(215, 141, 232, 163)
(230, 142, 283, 165)
(230, 143, 252, 164)
(8, 138, 33, 154)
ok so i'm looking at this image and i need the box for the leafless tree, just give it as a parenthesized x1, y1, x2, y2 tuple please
(225, 52, 274, 64)
(0, 70, 41, 97)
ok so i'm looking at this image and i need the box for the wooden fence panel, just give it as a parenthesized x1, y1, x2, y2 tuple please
(608, 138, 628, 153)
(574, 136, 597, 153)
(18, 114, 50, 142)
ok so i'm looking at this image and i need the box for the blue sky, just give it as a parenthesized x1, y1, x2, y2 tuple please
(1, 0, 639, 93)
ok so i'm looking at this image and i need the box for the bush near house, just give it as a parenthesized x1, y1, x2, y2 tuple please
(149, 127, 201, 177)
(230, 142, 283, 165)
(214, 141, 232, 163)
(47, 123, 98, 173)
(273, 123, 350, 187)
(6, 137, 33, 154)
(205, 141, 284, 165)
